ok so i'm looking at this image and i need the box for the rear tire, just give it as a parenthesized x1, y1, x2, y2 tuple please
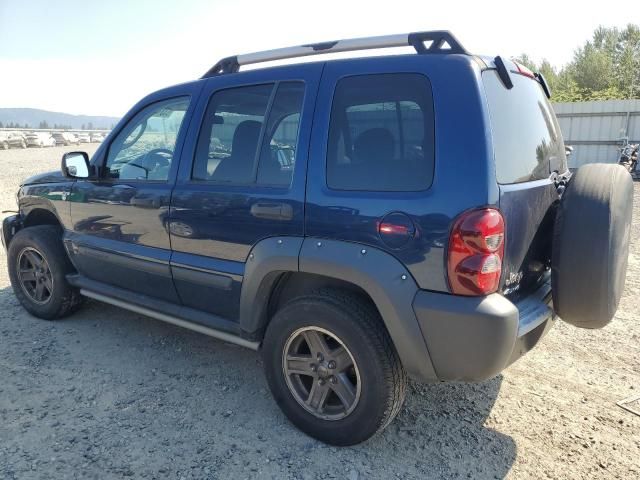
(7, 225, 83, 320)
(262, 289, 407, 445)
(552, 163, 633, 328)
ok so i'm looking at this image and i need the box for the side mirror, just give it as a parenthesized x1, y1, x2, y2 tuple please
(61, 152, 91, 178)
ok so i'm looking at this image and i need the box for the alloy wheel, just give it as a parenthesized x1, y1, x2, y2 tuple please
(16, 247, 54, 304)
(282, 326, 361, 420)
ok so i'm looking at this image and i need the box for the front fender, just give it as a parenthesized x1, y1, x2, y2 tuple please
(19, 182, 72, 229)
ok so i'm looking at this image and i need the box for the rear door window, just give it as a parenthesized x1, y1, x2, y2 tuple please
(483, 71, 567, 184)
(326, 74, 435, 192)
(193, 82, 304, 187)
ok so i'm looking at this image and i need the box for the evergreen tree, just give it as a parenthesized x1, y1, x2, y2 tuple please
(516, 23, 640, 100)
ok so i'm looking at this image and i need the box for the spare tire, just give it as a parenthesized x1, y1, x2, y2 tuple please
(552, 163, 633, 328)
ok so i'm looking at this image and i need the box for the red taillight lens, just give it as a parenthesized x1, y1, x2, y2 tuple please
(447, 208, 505, 296)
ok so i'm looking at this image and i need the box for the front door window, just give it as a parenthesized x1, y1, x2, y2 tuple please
(105, 97, 190, 181)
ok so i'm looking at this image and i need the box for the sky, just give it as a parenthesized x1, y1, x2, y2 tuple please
(0, 0, 636, 117)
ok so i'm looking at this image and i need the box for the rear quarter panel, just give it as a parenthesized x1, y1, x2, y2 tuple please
(306, 54, 497, 291)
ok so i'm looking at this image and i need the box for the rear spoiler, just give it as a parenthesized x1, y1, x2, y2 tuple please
(493, 55, 552, 99)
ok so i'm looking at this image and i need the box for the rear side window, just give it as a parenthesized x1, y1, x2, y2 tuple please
(193, 82, 304, 187)
(326, 74, 435, 192)
(483, 70, 567, 184)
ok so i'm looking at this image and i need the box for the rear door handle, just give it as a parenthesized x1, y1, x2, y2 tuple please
(250, 202, 293, 221)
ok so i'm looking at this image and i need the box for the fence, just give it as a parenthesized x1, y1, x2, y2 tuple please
(553, 99, 640, 169)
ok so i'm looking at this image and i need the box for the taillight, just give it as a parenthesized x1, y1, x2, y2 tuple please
(447, 208, 505, 296)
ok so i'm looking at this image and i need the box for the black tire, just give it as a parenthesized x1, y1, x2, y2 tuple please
(262, 289, 407, 445)
(1, 141, 7, 150)
(7, 225, 83, 320)
(552, 163, 633, 328)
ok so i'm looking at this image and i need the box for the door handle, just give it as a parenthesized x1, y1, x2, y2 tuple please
(250, 202, 293, 221)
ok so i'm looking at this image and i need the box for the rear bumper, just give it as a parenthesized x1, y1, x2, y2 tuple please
(413, 278, 554, 381)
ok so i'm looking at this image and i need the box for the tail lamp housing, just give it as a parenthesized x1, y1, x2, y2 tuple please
(447, 208, 505, 296)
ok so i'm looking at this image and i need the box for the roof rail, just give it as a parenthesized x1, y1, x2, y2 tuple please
(202, 30, 468, 77)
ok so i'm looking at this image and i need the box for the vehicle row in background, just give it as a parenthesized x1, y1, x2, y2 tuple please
(0, 130, 107, 149)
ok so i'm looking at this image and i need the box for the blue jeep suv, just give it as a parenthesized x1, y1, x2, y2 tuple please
(2, 31, 633, 445)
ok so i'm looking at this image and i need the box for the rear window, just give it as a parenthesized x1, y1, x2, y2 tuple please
(326, 73, 435, 192)
(483, 70, 567, 184)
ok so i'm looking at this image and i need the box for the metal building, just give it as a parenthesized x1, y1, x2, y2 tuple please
(553, 99, 640, 169)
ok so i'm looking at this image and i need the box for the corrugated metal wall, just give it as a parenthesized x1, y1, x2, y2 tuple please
(553, 99, 640, 168)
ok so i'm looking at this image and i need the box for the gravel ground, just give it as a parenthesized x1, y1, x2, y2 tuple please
(0, 145, 638, 480)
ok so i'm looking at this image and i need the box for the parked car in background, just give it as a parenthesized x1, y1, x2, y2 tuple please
(77, 132, 91, 143)
(25, 132, 56, 148)
(7, 132, 27, 149)
(66, 133, 80, 145)
(90, 132, 104, 143)
(52, 132, 67, 146)
(44, 133, 57, 147)
(0, 131, 9, 150)
(51, 132, 79, 146)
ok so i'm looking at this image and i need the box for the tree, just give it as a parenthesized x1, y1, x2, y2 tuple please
(0, 121, 3, 128)
(516, 23, 640, 101)
(39, 120, 50, 129)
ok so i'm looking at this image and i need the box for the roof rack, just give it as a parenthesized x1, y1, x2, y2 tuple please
(202, 30, 468, 77)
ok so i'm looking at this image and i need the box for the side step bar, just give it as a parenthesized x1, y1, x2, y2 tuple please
(80, 289, 260, 351)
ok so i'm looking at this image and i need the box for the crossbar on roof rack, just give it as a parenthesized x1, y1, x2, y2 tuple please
(202, 30, 467, 77)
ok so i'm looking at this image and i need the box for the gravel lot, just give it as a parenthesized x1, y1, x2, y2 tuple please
(0, 145, 638, 479)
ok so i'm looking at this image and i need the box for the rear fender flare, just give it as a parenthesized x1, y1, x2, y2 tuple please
(239, 236, 303, 335)
(239, 236, 438, 382)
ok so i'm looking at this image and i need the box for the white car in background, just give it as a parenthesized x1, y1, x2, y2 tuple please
(0, 131, 9, 150)
(7, 131, 27, 149)
(25, 132, 56, 148)
(65, 132, 80, 145)
(51, 132, 80, 146)
(76, 132, 91, 143)
(90, 132, 104, 142)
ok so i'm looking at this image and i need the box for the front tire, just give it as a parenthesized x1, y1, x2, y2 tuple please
(7, 225, 83, 320)
(262, 289, 407, 445)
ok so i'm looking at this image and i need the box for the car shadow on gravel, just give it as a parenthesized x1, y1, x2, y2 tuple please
(377, 377, 517, 478)
(0, 287, 516, 479)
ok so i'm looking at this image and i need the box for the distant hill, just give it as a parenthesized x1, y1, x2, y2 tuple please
(0, 108, 119, 130)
